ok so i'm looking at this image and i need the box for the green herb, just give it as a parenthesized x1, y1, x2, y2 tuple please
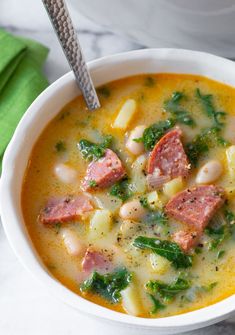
(133, 236, 192, 269)
(205, 225, 226, 250)
(146, 277, 191, 303)
(135, 119, 175, 150)
(88, 180, 97, 188)
(101, 134, 113, 148)
(195, 247, 203, 254)
(200, 282, 217, 292)
(78, 135, 113, 160)
(80, 268, 132, 303)
(217, 250, 225, 259)
(97, 85, 111, 98)
(148, 294, 165, 314)
(205, 225, 225, 236)
(144, 76, 155, 87)
(54, 223, 61, 234)
(139, 196, 149, 209)
(145, 210, 168, 225)
(185, 127, 229, 166)
(55, 140, 66, 152)
(164, 92, 196, 127)
(109, 179, 132, 201)
(224, 209, 235, 226)
(196, 89, 226, 127)
(205, 209, 235, 250)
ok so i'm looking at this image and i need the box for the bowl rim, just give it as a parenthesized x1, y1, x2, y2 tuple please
(1, 48, 235, 331)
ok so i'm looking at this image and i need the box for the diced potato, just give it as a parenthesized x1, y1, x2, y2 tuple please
(121, 284, 142, 316)
(146, 191, 162, 209)
(93, 193, 122, 213)
(113, 99, 137, 130)
(226, 145, 235, 177)
(163, 177, 184, 198)
(89, 209, 112, 239)
(149, 253, 170, 274)
(130, 154, 147, 194)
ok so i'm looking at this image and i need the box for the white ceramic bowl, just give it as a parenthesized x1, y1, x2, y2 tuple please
(1, 49, 235, 335)
(69, 0, 235, 58)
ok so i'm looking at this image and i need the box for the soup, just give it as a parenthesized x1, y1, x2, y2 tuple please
(22, 74, 235, 318)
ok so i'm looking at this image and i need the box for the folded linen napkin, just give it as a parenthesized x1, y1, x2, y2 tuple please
(0, 29, 49, 172)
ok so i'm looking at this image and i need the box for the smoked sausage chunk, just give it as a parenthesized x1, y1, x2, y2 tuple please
(147, 128, 190, 179)
(82, 149, 126, 190)
(40, 195, 93, 225)
(165, 185, 225, 231)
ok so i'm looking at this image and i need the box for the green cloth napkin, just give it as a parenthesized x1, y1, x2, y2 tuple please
(0, 29, 49, 172)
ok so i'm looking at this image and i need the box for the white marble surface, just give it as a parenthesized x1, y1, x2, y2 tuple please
(0, 1, 235, 334)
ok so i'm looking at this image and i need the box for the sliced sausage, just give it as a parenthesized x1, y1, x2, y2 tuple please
(147, 128, 190, 179)
(165, 185, 225, 231)
(172, 230, 200, 252)
(82, 149, 126, 190)
(82, 247, 111, 273)
(40, 194, 93, 225)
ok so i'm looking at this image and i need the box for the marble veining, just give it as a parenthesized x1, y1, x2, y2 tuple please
(0, 0, 235, 334)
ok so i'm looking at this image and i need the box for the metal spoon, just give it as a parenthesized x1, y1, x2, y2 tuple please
(42, 0, 100, 111)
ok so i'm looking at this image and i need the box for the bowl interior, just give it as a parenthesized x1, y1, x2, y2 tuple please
(1, 48, 235, 333)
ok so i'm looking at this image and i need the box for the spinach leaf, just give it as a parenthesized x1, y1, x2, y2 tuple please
(205, 225, 226, 250)
(78, 135, 113, 160)
(196, 89, 226, 127)
(133, 236, 192, 269)
(109, 179, 132, 201)
(205, 225, 225, 236)
(80, 268, 132, 303)
(224, 209, 235, 226)
(185, 127, 229, 166)
(148, 294, 165, 314)
(146, 277, 191, 303)
(135, 119, 175, 150)
(217, 250, 225, 259)
(206, 209, 235, 250)
(164, 92, 196, 127)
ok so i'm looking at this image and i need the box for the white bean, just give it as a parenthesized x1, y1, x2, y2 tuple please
(196, 160, 223, 184)
(119, 199, 146, 221)
(60, 228, 85, 256)
(54, 163, 78, 184)
(126, 125, 146, 155)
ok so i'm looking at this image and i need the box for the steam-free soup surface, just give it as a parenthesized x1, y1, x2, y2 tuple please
(22, 74, 235, 318)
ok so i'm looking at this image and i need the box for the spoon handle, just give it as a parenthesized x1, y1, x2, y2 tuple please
(42, 0, 100, 110)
